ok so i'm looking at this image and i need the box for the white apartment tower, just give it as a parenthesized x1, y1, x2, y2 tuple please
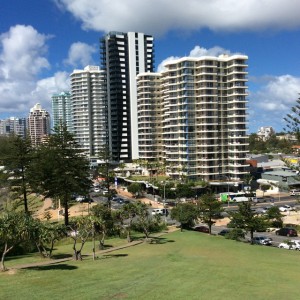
(101, 32, 154, 162)
(28, 103, 51, 146)
(136, 73, 164, 161)
(51, 91, 72, 132)
(70, 65, 106, 157)
(137, 54, 249, 183)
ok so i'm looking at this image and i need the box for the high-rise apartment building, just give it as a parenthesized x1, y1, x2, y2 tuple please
(28, 103, 51, 146)
(51, 91, 72, 131)
(137, 54, 249, 183)
(100, 31, 154, 162)
(136, 73, 164, 161)
(0, 117, 27, 138)
(70, 65, 106, 157)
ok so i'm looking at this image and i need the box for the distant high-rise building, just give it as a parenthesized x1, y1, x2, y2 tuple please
(257, 126, 275, 141)
(70, 65, 106, 157)
(0, 117, 27, 138)
(28, 103, 51, 146)
(100, 31, 155, 162)
(137, 54, 249, 183)
(51, 91, 72, 131)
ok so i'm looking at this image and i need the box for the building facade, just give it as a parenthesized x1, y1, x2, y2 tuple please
(100, 31, 155, 162)
(51, 91, 72, 131)
(28, 103, 51, 146)
(0, 117, 27, 138)
(136, 73, 164, 161)
(70, 65, 106, 157)
(137, 54, 249, 183)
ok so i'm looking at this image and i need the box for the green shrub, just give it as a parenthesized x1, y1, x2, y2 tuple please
(225, 228, 245, 241)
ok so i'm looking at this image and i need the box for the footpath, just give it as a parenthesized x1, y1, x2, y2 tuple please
(9, 226, 179, 271)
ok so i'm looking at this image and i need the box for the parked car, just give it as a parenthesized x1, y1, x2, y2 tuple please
(250, 236, 273, 246)
(94, 187, 100, 193)
(218, 229, 231, 236)
(194, 225, 209, 233)
(152, 208, 169, 216)
(275, 227, 298, 237)
(75, 195, 85, 202)
(290, 189, 300, 196)
(79, 197, 94, 203)
(255, 208, 268, 214)
(279, 205, 294, 212)
(112, 196, 123, 202)
(278, 240, 300, 250)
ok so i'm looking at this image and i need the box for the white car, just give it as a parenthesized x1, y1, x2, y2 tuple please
(278, 240, 300, 250)
(75, 196, 85, 202)
(279, 205, 294, 212)
(152, 208, 169, 216)
(94, 187, 100, 193)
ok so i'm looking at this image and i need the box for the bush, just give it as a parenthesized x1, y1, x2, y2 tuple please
(225, 228, 245, 241)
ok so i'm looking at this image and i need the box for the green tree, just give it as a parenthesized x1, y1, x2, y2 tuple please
(31, 220, 66, 258)
(90, 203, 114, 249)
(266, 206, 283, 228)
(131, 201, 160, 240)
(68, 216, 95, 260)
(128, 182, 143, 197)
(284, 94, 300, 143)
(0, 211, 34, 271)
(31, 124, 91, 225)
(119, 202, 139, 242)
(197, 193, 223, 234)
(3, 135, 34, 213)
(170, 202, 198, 231)
(97, 145, 116, 208)
(229, 202, 268, 243)
(176, 183, 196, 199)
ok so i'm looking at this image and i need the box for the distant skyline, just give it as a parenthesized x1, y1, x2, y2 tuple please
(1, 0, 300, 133)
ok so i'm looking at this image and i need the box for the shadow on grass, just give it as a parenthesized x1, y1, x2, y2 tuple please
(6, 254, 36, 262)
(27, 263, 78, 271)
(100, 254, 128, 259)
(51, 253, 73, 259)
(147, 237, 176, 244)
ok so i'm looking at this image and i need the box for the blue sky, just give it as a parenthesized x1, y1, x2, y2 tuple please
(1, 0, 300, 133)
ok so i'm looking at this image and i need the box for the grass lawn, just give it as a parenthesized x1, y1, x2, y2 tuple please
(1, 231, 300, 300)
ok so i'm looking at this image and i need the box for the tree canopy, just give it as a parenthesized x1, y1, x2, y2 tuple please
(30, 124, 91, 225)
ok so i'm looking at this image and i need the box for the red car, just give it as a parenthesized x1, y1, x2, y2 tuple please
(194, 225, 209, 233)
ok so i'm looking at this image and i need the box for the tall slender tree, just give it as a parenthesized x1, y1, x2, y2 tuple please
(229, 202, 268, 243)
(2, 135, 34, 213)
(97, 145, 115, 208)
(284, 94, 300, 143)
(31, 124, 91, 225)
(197, 193, 223, 234)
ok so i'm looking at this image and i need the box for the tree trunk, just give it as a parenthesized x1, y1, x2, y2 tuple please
(250, 229, 254, 244)
(127, 230, 132, 243)
(64, 197, 69, 226)
(21, 168, 28, 214)
(1, 243, 13, 272)
(99, 232, 105, 250)
(35, 242, 45, 258)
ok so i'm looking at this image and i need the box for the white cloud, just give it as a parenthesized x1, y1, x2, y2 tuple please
(249, 75, 300, 132)
(254, 75, 300, 111)
(0, 25, 69, 117)
(157, 45, 234, 72)
(64, 42, 96, 67)
(55, 0, 300, 36)
(0, 25, 50, 80)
